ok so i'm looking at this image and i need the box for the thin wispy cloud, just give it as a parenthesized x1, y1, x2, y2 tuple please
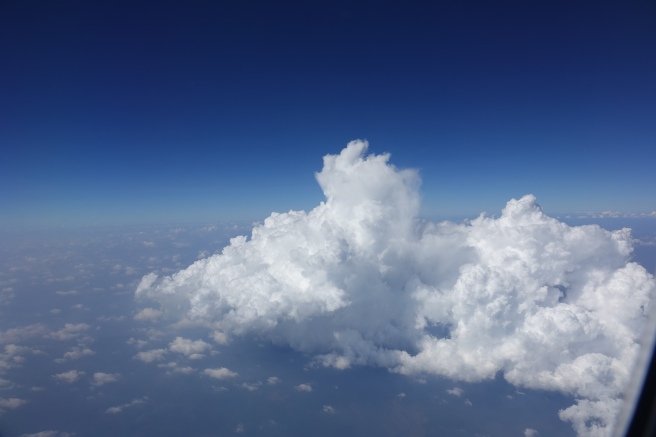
(105, 396, 148, 414)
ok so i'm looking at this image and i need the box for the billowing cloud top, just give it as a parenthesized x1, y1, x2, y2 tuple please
(136, 141, 655, 437)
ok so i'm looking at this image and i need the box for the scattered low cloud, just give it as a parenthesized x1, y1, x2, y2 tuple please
(524, 428, 539, 437)
(168, 337, 211, 359)
(134, 308, 162, 321)
(211, 330, 229, 345)
(133, 349, 167, 363)
(91, 372, 120, 386)
(158, 362, 195, 374)
(53, 370, 85, 383)
(446, 387, 463, 397)
(106, 396, 148, 414)
(3, 344, 37, 358)
(635, 238, 656, 247)
(19, 431, 74, 437)
(126, 338, 147, 349)
(241, 382, 261, 391)
(202, 367, 238, 379)
(0, 396, 27, 409)
(267, 376, 280, 385)
(55, 346, 95, 363)
(0, 377, 14, 390)
(295, 383, 312, 393)
(46, 323, 90, 341)
(0, 324, 47, 344)
(322, 405, 336, 414)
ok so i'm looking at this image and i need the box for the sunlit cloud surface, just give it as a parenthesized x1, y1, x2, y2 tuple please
(137, 141, 655, 436)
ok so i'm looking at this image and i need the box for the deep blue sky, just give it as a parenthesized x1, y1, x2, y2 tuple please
(1, 0, 655, 227)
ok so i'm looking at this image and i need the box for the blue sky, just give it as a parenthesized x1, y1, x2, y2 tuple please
(1, 0, 655, 227)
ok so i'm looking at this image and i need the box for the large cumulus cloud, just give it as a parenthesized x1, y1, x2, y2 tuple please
(136, 140, 655, 437)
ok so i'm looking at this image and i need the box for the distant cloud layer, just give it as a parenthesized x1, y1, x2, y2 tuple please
(137, 141, 655, 437)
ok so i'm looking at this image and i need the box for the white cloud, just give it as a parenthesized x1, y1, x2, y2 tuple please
(202, 367, 238, 379)
(134, 308, 162, 321)
(105, 396, 148, 414)
(168, 337, 211, 358)
(0, 377, 13, 390)
(635, 238, 656, 247)
(446, 387, 463, 397)
(158, 362, 195, 374)
(46, 323, 90, 341)
(55, 346, 95, 363)
(241, 382, 261, 391)
(295, 383, 312, 392)
(133, 349, 167, 363)
(53, 370, 85, 383)
(136, 141, 656, 437)
(323, 405, 336, 414)
(126, 337, 148, 349)
(524, 429, 539, 437)
(20, 432, 59, 437)
(4, 344, 34, 357)
(267, 376, 280, 385)
(0, 396, 27, 409)
(211, 330, 229, 345)
(91, 372, 120, 386)
(0, 324, 47, 344)
(0, 287, 14, 305)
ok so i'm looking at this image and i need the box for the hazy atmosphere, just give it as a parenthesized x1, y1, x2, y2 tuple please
(1, 1, 655, 437)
